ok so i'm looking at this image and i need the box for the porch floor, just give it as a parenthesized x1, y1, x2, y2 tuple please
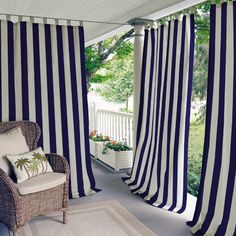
(0, 159, 196, 236)
(72, 159, 196, 236)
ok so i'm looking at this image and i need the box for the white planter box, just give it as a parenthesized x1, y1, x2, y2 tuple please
(97, 143, 133, 171)
(89, 140, 99, 158)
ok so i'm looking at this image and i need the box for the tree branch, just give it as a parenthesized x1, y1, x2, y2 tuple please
(100, 29, 134, 63)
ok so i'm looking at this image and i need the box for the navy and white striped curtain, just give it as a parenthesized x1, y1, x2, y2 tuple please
(0, 20, 99, 198)
(187, 2, 236, 235)
(124, 15, 194, 213)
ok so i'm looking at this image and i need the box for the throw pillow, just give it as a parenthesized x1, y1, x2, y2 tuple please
(0, 127, 29, 176)
(7, 147, 53, 183)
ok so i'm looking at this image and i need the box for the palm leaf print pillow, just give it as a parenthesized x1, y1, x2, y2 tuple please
(7, 147, 53, 183)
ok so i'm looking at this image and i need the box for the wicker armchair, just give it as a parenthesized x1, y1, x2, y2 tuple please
(0, 121, 70, 236)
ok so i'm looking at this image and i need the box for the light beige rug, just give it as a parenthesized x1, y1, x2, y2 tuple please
(14, 200, 157, 236)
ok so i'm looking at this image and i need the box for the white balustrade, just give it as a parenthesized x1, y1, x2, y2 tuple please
(88, 102, 133, 147)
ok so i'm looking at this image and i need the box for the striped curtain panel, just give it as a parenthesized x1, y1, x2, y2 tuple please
(0, 20, 99, 198)
(187, 2, 236, 235)
(124, 15, 195, 213)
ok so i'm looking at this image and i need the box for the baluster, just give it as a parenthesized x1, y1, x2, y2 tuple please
(116, 115, 118, 141)
(126, 116, 129, 145)
(130, 116, 133, 147)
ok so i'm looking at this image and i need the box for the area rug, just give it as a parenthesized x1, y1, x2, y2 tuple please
(13, 200, 157, 236)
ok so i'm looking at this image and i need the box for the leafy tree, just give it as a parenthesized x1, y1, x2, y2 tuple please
(192, 1, 210, 103)
(96, 54, 134, 111)
(85, 30, 134, 85)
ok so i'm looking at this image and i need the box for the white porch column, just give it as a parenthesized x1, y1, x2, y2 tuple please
(128, 19, 147, 150)
(133, 24, 144, 150)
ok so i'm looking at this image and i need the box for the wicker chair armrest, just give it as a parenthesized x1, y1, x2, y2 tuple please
(0, 168, 19, 196)
(46, 154, 70, 176)
(0, 168, 20, 224)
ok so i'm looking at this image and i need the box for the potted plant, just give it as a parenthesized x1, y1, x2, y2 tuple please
(89, 130, 110, 158)
(97, 140, 133, 171)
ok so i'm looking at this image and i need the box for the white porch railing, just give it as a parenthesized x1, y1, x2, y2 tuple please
(88, 102, 133, 147)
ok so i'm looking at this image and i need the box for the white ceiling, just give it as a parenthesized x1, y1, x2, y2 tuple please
(0, 0, 205, 45)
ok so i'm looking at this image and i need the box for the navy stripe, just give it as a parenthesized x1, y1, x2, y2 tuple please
(215, 3, 236, 233)
(149, 24, 170, 204)
(8, 21, 15, 121)
(130, 29, 156, 189)
(0, 22, 2, 121)
(161, 20, 178, 209)
(67, 26, 85, 196)
(142, 28, 162, 198)
(173, 15, 186, 211)
(179, 14, 195, 214)
(20, 22, 29, 120)
(195, 3, 227, 234)
(56, 25, 75, 199)
(79, 26, 100, 192)
(187, 4, 216, 228)
(216, 52, 236, 232)
(147, 25, 165, 204)
(158, 21, 174, 208)
(131, 29, 157, 193)
(32, 23, 43, 146)
(44, 24, 56, 153)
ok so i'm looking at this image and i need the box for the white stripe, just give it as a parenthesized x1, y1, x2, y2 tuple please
(39, 24, 50, 152)
(224, 180, 236, 236)
(27, 22, 36, 122)
(62, 25, 78, 197)
(1, 21, 9, 121)
(50, 24, 63, 155)
(192, 7, 221, 233)
(144, 28, 163, 200)
(74, 27, 95, 195)
(135, 29, 159, 194)
(14, 23, 22, 120)
(131, 30, 158, 191)
(173, 15, 191, 212)
(145, 25, 168, 200)
(166, 19, 182, 209)
(206, 4, 233, 234)
(153, 21, 175, 207)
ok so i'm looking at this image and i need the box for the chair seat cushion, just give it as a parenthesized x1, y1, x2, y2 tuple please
(16, 172, 66, 195)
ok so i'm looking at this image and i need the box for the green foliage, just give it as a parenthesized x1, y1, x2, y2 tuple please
(89, 130, 110, 141)
(90, 134, 108, 142)
(119, 108, 133, 113)
(85, 46, 101, 73)
(195, 1, 210, 46)
(96, 54, 134, 110)
(188, 154, 202, 196)
(191, 0, 210, 123)
(192, 45, 209, 101)
(90, 74, 112, 83)
(115, 41, 134, 59)
(102, 141, 132, 154)
(188, 122, 205, 196)
(85, 32, 134, 84)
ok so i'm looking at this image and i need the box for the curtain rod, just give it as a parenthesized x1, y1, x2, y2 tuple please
(0, 13, 128, 26)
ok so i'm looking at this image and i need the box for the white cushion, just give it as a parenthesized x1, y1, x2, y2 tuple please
(16, 172, 66, 195)
(0, 127, 29, 175)
(7, 147, 53, 183)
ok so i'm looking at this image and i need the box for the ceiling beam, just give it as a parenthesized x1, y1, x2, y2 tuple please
(85, 0, 206, 46)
